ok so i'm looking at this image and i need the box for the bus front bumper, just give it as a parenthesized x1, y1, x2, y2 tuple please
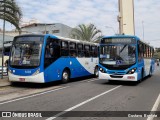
(99, 71, 138, 81)
(8, 72, 45, 83)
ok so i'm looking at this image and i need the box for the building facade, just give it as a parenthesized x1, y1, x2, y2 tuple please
(0, 23, 72, 48)
(0, 23, 72, 66)
(21, 23, 72, 37)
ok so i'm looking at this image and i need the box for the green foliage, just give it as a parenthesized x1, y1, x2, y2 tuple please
(154, 52, 160, 59)
(154, 48, 160, 59)
(70, 24, 102, 42)
(0, 0, 22, 33)
(156, 48, 160, 52)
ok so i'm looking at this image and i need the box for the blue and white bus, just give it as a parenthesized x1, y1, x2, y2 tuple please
(99, 35, 155, 82)
(8, 34, 98, 83)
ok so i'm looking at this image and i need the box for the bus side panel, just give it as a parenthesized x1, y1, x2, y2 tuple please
(137, 59, 144, 80)
(150, 58, 155, 73)
(44, 57, 70, 82)
(137, 58, 155, 80)
(43, 57, 95, 82)
(144, 58, 152, 77)
(77, 58, 98, 75)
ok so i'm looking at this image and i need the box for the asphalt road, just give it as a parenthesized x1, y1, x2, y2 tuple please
(0, 66, 160, 120)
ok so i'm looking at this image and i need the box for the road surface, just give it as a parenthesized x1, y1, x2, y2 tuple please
(0, 66, 160, 120)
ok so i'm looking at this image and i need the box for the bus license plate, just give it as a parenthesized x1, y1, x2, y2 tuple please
(19, 78, 25, 82)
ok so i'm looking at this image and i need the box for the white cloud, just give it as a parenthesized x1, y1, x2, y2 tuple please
(134, 0, 160, 47)
(0, 0, 160, 47)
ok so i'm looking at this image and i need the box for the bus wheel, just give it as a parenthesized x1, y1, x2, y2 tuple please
(139, 69, 144, 83)
(62, 70, 70, 83)
(94, 66, 99, 77)
(149, 67, 152, 77)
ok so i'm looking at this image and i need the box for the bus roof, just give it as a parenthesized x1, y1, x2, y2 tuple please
(102, 35, 140, 40)
(102, 35, 153, 47)
(14, 34, 98, 46)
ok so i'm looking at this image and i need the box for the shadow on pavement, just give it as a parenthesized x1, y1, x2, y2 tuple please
(101, 76, 150, 86)
(10, 75, 96, 88)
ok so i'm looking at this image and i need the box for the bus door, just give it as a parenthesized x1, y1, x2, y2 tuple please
(44, 38, 61, 81)
(44, 38, 60, 68)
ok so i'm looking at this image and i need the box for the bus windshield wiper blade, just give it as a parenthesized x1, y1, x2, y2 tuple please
(120, 44, 127, 53)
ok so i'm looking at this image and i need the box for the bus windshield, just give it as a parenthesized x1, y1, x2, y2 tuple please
(100, 44, 136, 66)
(10, 36, 44, 68)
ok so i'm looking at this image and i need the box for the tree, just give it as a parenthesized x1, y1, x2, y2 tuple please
(70, 24, 102, 42)
(154, 48, 160, 59)
(0, 0, 22, 33)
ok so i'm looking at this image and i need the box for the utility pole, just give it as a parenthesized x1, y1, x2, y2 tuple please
(142, 21, 144, 40)
(1, 0, 6, 79)
(105, 26, 116, 35)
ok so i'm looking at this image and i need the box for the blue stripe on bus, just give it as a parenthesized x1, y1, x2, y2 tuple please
(44, 57, 91, 82)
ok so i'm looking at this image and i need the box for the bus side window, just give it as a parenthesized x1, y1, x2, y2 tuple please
(91, 46, 98, 57)
(45, 41, 52, 58)
(84, 45, 90, 57)
(138, 42, 143, 57)
(90, 46, 94, 57)
(95, 46, 98, 57)
(143, 46, 146, 57)
(69, 42, 77, 57)
(61, 41, 69, 56)
(77, 44, 84, 57)
(51, 40, 60, 58)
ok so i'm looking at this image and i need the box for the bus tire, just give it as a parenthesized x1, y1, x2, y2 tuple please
(94, 66, 99, 77)
(62, 69, 70, 83)
(149, 67, 152, 77)
(139, 69, 144, 83)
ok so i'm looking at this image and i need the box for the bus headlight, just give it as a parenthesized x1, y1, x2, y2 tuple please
(32, 69, 40, 75)
(99, 67, 106, 73)
(127, 68, 136, 74)
(8, 69, 12, 74)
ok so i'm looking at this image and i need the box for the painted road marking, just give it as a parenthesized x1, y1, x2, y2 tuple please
(147, 94, 160, 120)
(77, 78, 99, 83)
(0, 86, 70, 105)
(46, 85, 122, 120)
(0, 78, 98, 104)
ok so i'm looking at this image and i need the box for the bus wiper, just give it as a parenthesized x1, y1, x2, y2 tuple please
(120, 44, 127, 53)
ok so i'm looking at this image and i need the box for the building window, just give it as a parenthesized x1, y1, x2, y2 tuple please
(52, 30, 60, 34)
(42, 31, 49, 34)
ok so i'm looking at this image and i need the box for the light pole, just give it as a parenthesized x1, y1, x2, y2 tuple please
(142, 21, 144, 40)
(1, 0, 6, 79)
(105, 26, 116, 35)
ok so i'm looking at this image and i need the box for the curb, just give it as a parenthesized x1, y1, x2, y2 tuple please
(0, 77, 11, 87)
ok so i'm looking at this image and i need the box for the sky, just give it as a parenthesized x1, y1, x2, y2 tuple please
(0, 0, 160, 48)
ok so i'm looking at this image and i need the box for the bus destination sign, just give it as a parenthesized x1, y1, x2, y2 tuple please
(101, 38, 136, 44)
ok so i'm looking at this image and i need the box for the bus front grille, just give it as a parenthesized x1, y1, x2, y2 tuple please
(110, 75, 123, 78)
